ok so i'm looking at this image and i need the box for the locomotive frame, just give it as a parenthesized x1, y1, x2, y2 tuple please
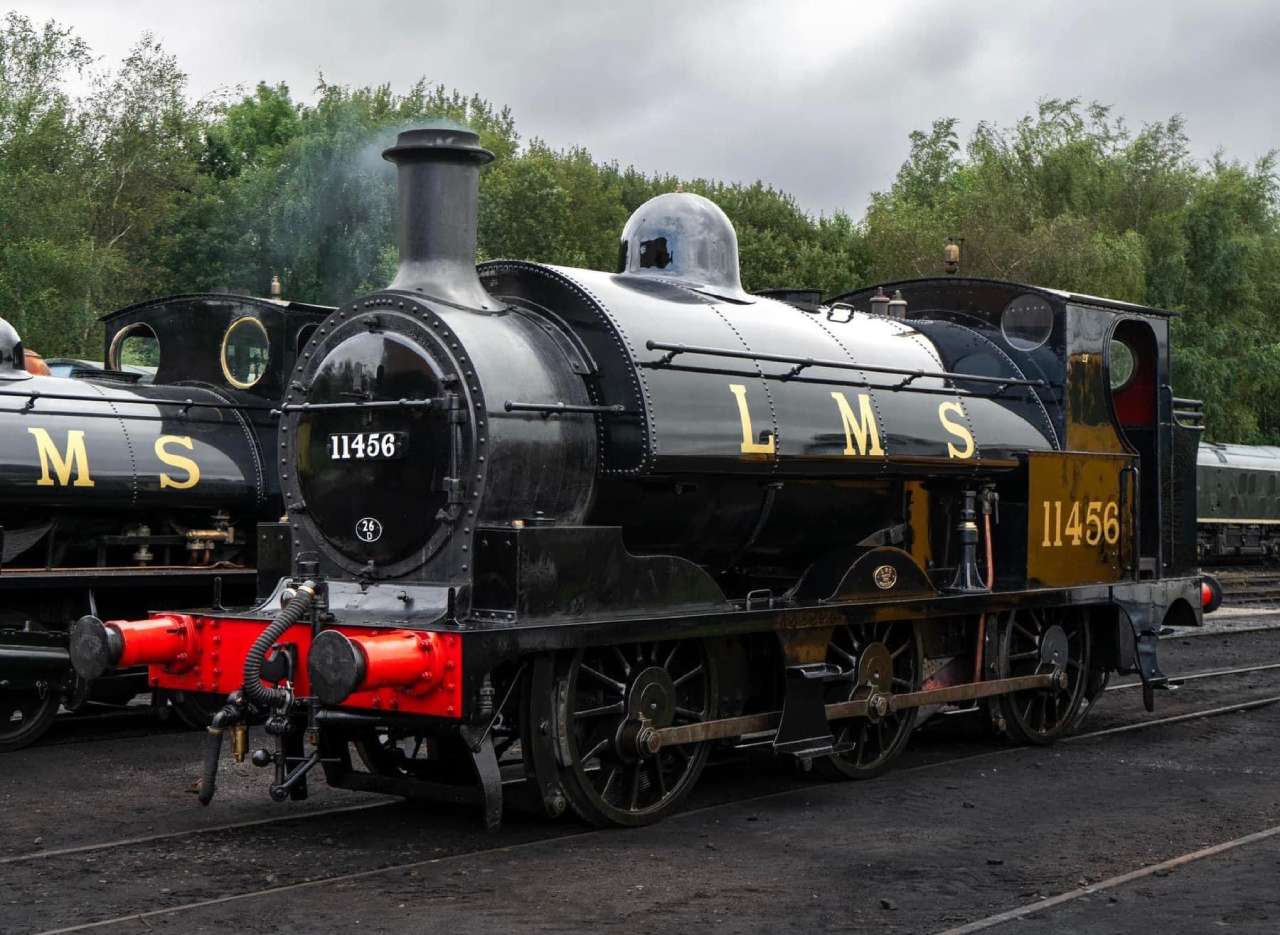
(73, 123, 1206, 829)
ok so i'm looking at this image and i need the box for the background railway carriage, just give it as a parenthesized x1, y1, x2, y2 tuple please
(0, 293, 330, 750)
(1196, 442, 1280, 563)
(72, 122, 1205, 828)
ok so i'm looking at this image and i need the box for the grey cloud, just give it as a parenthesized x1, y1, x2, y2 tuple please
(13, 0, 1278, 214)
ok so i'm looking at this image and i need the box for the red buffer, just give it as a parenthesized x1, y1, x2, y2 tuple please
(308, 629, 455, 708)
(69, 613, 197, 680)
(69, 610, 464, 718)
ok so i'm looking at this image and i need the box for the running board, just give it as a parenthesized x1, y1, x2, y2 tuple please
(642, 670, 1063, 752)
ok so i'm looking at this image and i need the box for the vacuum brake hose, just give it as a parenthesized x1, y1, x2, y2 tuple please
(197, 696, 242, 806)
(242, 581, 317, 709)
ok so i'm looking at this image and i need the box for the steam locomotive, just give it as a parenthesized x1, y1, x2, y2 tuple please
(0, 293, 330, 749)
(72, 123, 1205, 828)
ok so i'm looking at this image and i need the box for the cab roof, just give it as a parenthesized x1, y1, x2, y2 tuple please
(100, 292, 334, 322)
(832, 277, 1177, 318)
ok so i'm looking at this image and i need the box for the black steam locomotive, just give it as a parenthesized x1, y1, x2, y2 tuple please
(73, 123, 1205, 828)
(0, 293, 329, 749)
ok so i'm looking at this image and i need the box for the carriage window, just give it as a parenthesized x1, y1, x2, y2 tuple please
(221, 317, 270, 389)
(108, 323, 160, 370)
(1000, 294, 1054, 351)
(1108, 338, 1136, 390)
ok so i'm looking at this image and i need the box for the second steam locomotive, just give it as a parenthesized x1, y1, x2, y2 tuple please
(73, 122, 1205, 827)
(0, 294, 328, 748)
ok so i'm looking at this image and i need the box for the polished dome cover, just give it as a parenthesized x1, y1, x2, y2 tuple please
(617, 192, 753, 303)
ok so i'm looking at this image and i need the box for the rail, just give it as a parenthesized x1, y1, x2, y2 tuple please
(503, 401, 629, 416)
(273, 398, 444, 414)
(643, 340, 1050, 397)
(1172, 396, 1205, 428)
(0, 387, 274, 414)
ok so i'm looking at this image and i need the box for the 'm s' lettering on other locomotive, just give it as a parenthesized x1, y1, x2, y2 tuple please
(27, 427, 203, 489)
(728, 387, 976, 460)
(27, 427, 94, 487)
(155, 435, 201, 489)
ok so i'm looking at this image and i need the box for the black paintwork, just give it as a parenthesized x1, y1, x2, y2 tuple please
(0, 375, 264, 513)
(256, 522, 293, 600)
(471, 525, 728, 623)
(290, 261, 1200, 700)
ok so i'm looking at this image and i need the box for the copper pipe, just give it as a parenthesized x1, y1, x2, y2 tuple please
(972, 511, 995, 683)
(973, 613, 987, 683)
(185, 530, 234, 543)
(983, 511, 994, 590)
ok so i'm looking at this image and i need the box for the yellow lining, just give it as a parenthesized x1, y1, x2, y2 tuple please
(220, 317, 270, 390)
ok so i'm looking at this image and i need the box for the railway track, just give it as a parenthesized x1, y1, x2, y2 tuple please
(1209, 568, 1280, 606)
(21, 700, 186, 749)
(6, 657, 1279, 871)
(1107, 661, 1280, 691)
(18, 684, 1280, 935)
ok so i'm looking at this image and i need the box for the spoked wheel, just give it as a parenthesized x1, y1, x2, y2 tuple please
(995, 608, 1091, 745)
(0, 685, 61, 752)
(553, 639, 717, 827)
(818, 620, 922, 780)
(1071, 664, 1111, 731)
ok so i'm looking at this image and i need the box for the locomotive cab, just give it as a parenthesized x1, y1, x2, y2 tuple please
(102, 293, 333, 403)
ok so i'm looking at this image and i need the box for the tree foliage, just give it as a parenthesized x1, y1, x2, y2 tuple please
(864, 99, 1280, 441)
(0, 16, 1276, 443)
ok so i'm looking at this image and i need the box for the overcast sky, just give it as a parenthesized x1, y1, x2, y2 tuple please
(15, 0, 1280, 215)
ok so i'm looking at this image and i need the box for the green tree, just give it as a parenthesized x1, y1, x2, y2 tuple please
(0, 12, 101, 355)
(5, 19, 1277, 448)
(865, 99, 1280, 441)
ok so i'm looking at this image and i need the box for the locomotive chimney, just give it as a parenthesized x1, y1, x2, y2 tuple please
(382, 121, 496, 310)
